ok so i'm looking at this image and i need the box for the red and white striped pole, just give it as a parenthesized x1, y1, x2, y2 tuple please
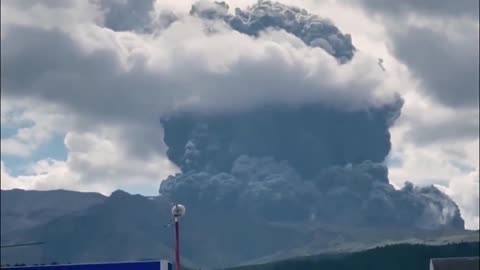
(171, 204, 186, 270)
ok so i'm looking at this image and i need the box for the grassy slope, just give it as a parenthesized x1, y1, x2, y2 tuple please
(225, 242, 480, 270)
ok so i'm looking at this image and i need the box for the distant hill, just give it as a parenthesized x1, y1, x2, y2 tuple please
(1, 189, 478, 269)
(0, 190, 182, 266)
(0, 190, 300, 268)
(1, 189, 106, 236)
(225, 242, 480, 270)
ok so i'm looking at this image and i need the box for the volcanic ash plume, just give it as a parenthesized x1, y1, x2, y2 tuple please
(190, 0, 356, 62)
(159, 104, 463, 229)
(159, 1, 464, 230)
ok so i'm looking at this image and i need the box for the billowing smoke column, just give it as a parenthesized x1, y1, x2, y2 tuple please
(160, 105, 464, 229)
(162, 104, 399, 178)
(159, 1, 464, 230)
(190, 0, 355, 62)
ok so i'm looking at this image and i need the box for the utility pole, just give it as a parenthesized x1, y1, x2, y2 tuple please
(171, 204, 186, 270)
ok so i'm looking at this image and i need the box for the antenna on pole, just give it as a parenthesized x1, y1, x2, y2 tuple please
(171, 204, 186, 270)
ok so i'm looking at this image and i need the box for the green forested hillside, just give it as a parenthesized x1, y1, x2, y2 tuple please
(225, 242, 479, 270)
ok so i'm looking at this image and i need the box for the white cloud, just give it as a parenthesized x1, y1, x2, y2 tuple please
(388, 138, 479, 230)
(2, 17, 398, 115)
(1, 97, 71, 157)
(353, 0, 479, 20)
(365, 0, 480, 229)
(388, 89, 479, 229)
(1, 128, 178, 195)
(441, 169, 480, 230)
(1, 0, 101, 34)
(385, 18, 479, 108)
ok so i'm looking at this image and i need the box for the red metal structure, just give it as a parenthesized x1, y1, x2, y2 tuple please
(171, 204, 185, 270)
(174, 217, 180, 270)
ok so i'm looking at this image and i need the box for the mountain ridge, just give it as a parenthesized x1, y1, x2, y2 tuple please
(1, 189, 478, 268)
(1, 188, 106, 237)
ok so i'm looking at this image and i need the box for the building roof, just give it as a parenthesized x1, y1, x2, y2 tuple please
(430, 257, 479, 270)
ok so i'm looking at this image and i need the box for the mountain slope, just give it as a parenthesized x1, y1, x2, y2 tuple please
(2, 190, 478, 269)
(1, 189, 106, 236)
(226, 242, 480, 270)
(240, 227, 479, 266)
(0, 190, 302, 268)
(1, 190, 182, 266)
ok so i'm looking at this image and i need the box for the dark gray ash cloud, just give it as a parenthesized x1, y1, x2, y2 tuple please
(161, 103, 402, 177)
(159, 102, 464, 230)
(158, 1, 466, 230)
(160, 154, 464, 229)
(190, 0, 356, 62)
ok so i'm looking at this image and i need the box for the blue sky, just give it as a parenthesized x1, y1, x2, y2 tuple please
(1, 124, 67, 176)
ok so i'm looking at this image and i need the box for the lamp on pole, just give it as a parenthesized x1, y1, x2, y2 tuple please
(171, 204, 186, 270)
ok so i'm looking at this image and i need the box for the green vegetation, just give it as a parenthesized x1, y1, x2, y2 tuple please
(225, 242, 479, 270)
